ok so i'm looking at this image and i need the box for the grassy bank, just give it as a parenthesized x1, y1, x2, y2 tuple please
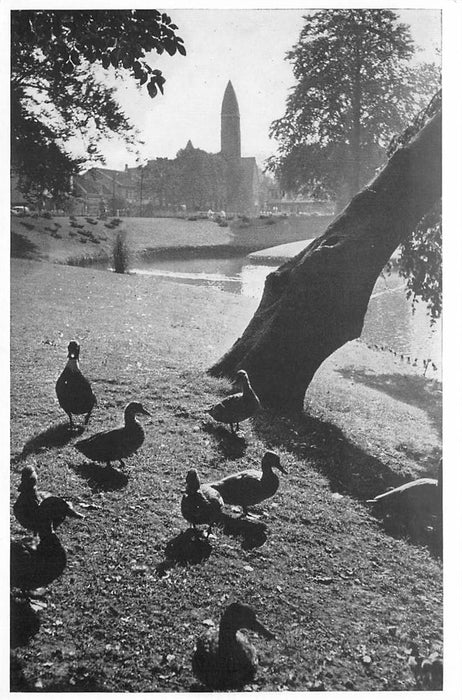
(11, 213, 334, 268)
(10, 259, 441, 691)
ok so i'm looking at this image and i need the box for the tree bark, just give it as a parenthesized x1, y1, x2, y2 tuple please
(209, 110, 441, 412)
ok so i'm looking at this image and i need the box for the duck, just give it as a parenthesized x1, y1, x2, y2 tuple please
(208, 451, 287, 516)
(181, 469, 224, 538)
(74, 401, 150, 468)
(192, 602, 274, 690)
(38, 496, 84, 531)
(55, 340, 97, 430)
(13, 466, 83, 535)
(208, 369, 261, 434)
(11, 498, 82, 591)
(367, 460, 442, 537)
(13, 465, 40, 533)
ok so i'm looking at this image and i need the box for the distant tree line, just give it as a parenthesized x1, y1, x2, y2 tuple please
(267, 9, 441, 212)
(141, 146, 228, 213)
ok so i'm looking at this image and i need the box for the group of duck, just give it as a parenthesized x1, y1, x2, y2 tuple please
(12, 340, 442, 689)
(11, 341, 291, 689)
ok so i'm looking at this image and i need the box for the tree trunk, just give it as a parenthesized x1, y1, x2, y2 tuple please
(209, 110, 441, 412)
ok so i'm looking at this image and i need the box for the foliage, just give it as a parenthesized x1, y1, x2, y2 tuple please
(175, 145, 227, 211)
(268, 9, 440, 208)
(390, 92, 442, 321)
(142, 147, 228, 212)
(11, 10, 186, 199)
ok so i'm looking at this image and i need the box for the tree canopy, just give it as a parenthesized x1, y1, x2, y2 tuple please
(11, 10, 186, 200)
(267, 9, 440, 210)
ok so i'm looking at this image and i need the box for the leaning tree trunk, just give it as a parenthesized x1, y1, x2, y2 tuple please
(209, 110, 441, 412)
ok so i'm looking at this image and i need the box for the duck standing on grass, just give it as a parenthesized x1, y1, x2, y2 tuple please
(56, 341, 97, 431)
(13, 465, 83, 535)
(74, 401, 150, 468)
(192, 602, 275, 690)
(208, 451, 287, 517)
(208, 369, 261, 435)
(181, 469, 224, 538)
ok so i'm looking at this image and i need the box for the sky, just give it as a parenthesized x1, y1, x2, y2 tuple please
(96, 8, 442, 171)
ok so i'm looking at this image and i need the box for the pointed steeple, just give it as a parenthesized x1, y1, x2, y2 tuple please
(221, 81, 241, 160)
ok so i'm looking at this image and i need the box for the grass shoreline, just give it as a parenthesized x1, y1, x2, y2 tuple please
(11, 213, 333, 268)
(10, 257, 442, 691)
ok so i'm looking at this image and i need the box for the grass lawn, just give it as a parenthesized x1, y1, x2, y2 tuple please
(10, 258, 442, 692)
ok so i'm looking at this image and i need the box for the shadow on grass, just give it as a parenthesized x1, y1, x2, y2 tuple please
(11, 231, 39, 260)
(156, 529, 212, 576)
(14, 422, 84, 463)
(10, 654, 107, 692)
(336, 368, 442, 438)
(220, 512, 269, 550)
(201, 422, 248, 460)
(10, 596, 40, 648)
(252, 410, 441, 555)
(71, 462, 129, 492)
(370, 503, 442, 559)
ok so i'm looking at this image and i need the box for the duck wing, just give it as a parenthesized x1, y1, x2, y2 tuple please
(208, 393, 243, 423)
(56, 368, 96, 415)
(181, 487, 223, 526)
(192, 629, 257, 689)
(75, 423, 144, 462)
(13, 491, 41, 532)
(208, 470, 263, 506)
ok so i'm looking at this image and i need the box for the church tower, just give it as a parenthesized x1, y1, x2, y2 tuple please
(221, 81, 241, 160)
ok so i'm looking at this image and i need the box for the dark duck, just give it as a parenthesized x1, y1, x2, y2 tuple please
(11, 498, 83, 592)
(13, 465, 40, 534)
(13, 465, 83, 536)
(208, 451, 287, 516)
(208, 369, 261, 434)
(74, 401, 150, 468)
(56, 340, 97, 431)
(192, 602, 274, 690)
(181, 469, 224, 538)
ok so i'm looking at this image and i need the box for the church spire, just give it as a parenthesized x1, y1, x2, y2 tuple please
(221, 80, 241, 160)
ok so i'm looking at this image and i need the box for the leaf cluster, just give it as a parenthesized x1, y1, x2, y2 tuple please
(11, 10, 186, 198)
(268, 9, 440, 202)
(389, 92, 442, 321)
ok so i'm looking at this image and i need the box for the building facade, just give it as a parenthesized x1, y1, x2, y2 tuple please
(74, 81, 262, 216)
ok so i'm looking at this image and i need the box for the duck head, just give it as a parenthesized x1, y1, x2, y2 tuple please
(185, 468, 201, 494)
(221, 602, 275, 639)
(18, 465, 38, 491)
(261, 451, 287, 475)
(236, 369, 249, 385)
(124, 402, 151, 420)
(39, 496, 84, 524)
(67, 341, 80, 360)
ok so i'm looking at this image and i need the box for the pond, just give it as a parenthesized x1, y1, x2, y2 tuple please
(87, 249, 440, 375)
(126, 253, 441, 373)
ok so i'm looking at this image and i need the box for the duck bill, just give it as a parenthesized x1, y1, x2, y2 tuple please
(66, 503, 84, 519)
(277, 463, 288, 475)
(140, 407, 151, 416)
(252, 620, 275, 640)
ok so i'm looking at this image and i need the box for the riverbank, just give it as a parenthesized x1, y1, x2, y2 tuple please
(10, 258, 442, 692)
(10, 213, 334, 267)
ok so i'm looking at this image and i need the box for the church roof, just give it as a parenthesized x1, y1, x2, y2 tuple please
(221, 80, 240, 117)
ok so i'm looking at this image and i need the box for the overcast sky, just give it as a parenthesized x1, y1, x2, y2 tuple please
(89, 8, 441, 171)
